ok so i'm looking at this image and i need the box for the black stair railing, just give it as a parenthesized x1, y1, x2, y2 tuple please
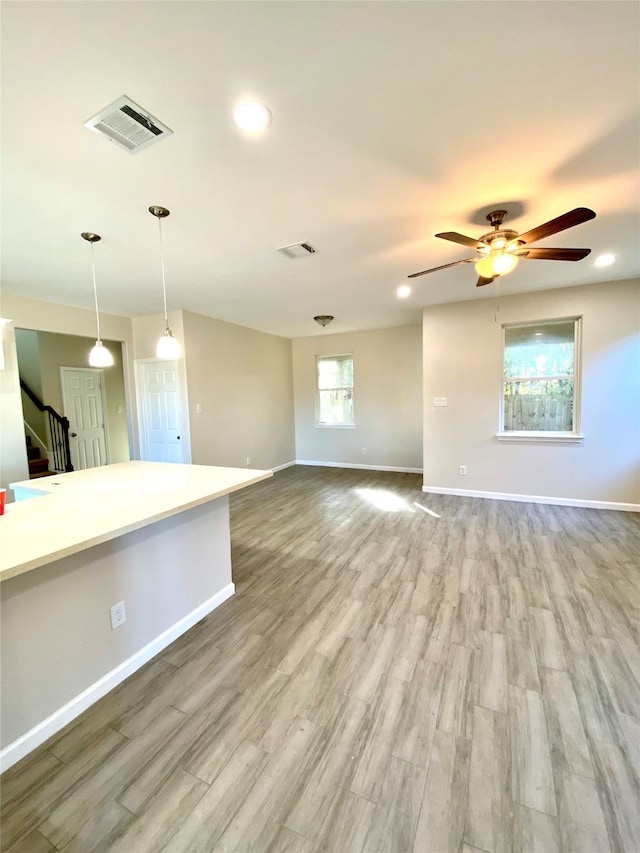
(20, 379, 74, 473)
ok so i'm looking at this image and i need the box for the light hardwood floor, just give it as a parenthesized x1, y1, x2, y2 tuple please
(2, 466, 639, 852)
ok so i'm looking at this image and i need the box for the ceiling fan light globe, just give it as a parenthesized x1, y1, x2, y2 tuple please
(474, 255, 498, 278)
(157, 329, 181, 359)
(89, 340, 114, 368)
(493, 252, 519, 275)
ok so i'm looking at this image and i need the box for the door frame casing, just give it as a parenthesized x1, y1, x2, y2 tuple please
(134, 358, 191, 464)
(60, 366, 110, 468)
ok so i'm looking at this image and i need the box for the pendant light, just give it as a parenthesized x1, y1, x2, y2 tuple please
(81, 232, 114, 368)
(149, 205, 181, 359)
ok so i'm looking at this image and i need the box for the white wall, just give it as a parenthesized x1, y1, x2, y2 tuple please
(15, 328, 46, 444)
(292, 326, 423, 471)
(182, 310, 295, 470)
(14, 329, 42, 397)
(0, 323, 30, 494)
(422, 278, 640, 506)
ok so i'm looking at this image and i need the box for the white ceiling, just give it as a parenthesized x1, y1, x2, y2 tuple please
(2, 1, 639, 339)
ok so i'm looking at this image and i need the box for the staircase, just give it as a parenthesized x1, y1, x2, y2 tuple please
(26, 435, 52, 478)
(20, 379, 73, 475)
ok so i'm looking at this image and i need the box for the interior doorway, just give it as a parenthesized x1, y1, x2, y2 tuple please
(136, 359, 185, 463)
(15, 329, 131, 476)
(60, 367, 109, 470)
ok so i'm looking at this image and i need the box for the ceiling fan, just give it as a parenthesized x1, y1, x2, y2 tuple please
(408, 207, 596, 287)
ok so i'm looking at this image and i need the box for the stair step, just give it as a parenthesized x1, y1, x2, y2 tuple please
(29, 457, 50, 474)
(30, 469, 55, 479)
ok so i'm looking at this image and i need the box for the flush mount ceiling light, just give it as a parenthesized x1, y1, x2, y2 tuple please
(81, 232, 114, 368)
(314, 315, 334, 328)
(233, 102, 272, 133)
(149, 206, 181, 360)
(396, 285, 411, 299)
(594, 253, 616, 267)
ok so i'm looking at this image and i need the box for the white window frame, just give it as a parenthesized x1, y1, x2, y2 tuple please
(497, 316, 584, 442)
(315, 353, 355, 428)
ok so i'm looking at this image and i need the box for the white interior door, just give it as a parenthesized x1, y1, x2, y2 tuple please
(61, 368, 109, 471)
(138, 360, 184, 463)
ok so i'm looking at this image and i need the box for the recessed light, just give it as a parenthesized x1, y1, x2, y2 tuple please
(397, 285, 411, 299)
(594, 253, 616, 268)
(233, 102, 272, 133)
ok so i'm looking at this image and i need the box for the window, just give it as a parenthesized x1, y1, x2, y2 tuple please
(316, 354, 354, 426)
(501, 318, 581, 435)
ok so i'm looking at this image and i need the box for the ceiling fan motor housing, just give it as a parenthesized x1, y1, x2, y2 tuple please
(481, 228, 520, 248)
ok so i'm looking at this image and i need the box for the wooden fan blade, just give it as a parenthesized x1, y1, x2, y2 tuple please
(522, 247, 591, 261)
(518, 208, 596, 244)
(408, 258, 476, 278)
(476, 276, 495, 287)
(435, 231, 485, 250)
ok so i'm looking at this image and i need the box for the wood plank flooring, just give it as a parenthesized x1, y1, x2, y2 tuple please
(2, 465, 639, 852)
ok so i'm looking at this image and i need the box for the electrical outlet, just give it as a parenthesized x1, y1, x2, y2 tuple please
(362, 447, 367, 455)
(110, 601, 126, 630)
(459, 465, 467, 476)
(195, 403, 202, 414)
(246, 456, 251, 466)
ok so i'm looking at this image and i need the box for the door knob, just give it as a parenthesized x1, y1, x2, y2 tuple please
(177, 436, 181, 440)
(70, 432, 77, 437)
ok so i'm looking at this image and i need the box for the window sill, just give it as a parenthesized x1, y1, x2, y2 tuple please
(315, 423, 356, 429)
(495, 432, 584, 443)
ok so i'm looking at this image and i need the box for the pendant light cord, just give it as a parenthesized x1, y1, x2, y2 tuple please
(158, 217, 169, 331)
(91, 241, 101, 341)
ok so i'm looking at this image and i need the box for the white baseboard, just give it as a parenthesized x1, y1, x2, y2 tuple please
(297, 460, 423, 474)
(270, 461, 297, 473)
(421, 485, 640, 512)
(0, 583, 235, 773)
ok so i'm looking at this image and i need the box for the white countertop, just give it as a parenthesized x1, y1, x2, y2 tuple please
(1, 461, 272, 582)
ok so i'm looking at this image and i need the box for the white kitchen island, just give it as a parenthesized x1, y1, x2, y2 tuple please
(0, 461, 271, 771)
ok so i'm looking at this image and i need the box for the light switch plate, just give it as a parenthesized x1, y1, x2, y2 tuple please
(433, 397, 448, 407)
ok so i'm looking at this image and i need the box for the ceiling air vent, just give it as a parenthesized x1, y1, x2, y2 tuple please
(277, 242, 317, 259)
(84, 95, 173, 154)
